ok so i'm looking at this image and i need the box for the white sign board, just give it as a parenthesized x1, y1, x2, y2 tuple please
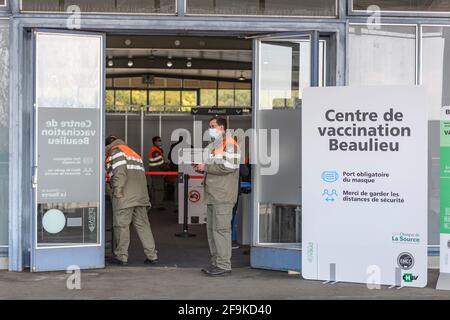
(302, 86, 428, 288)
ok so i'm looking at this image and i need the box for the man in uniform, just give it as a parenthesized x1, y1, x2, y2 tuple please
(193, 117, 241, 276)
(148, 136, 166, 210)
(105, 135, 158, 265)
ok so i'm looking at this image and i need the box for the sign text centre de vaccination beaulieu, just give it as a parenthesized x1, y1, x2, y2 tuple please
(302, 86, 428, 288)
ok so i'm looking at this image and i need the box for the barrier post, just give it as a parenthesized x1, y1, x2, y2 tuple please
(175, 173, 196, 237)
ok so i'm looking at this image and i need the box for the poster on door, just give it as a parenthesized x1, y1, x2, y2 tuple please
(302, 86, 428, 288)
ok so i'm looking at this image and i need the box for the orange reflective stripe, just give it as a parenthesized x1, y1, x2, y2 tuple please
(149, 146, 164, 159)
(212, 137, 239, 155)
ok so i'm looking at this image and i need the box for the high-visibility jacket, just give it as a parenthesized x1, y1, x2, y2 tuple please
(203, 136, 241, 205)
(105, 139, 150, 210)
(148, 145, 164, 168)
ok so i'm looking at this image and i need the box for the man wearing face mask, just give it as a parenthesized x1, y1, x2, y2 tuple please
(193, 116, 241, 276)
(148, 136, 166, 210)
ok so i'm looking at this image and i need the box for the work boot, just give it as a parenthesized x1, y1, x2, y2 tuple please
(108, 257, 128, 266)
(201, 264, 216, 274)
(205, 266, 231, 277)
(144, 258, 159, 265)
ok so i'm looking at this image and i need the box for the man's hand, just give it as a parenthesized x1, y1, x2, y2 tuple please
(194, 163, 206, 173)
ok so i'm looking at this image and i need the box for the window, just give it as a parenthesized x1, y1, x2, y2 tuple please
(21, 0, 176, 13)
(149, 91, 165, 107)
(132, 90, 148, 106)
(182, 91, 197, 107)
(165, 91, 181, 106)
(348, 25, 417, 86)
(0, 1, 6, 7)
(186, 0, 337, 17)
(114, 90, 131, 112)
(105, 90, 115, 111)
(352, 0, 450, 12)
(200, 89, 217, 106)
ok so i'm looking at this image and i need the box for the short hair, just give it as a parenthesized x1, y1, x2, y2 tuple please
(152, 136, 161, 143)
(105, 135, 118, 146)
(209, 116, 227, 131)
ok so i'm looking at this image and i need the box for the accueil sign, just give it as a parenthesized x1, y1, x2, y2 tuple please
(302, 86, 428, 288)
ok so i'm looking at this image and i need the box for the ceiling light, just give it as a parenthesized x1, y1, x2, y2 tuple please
(238, 72, 245, 81)
(167, 60, 173, 68)
(186, 57, 192, 68)
(108, 60, 114, 67)
(128, 60, 134, 67)
(174, 40, 181, 46)
(124, 39, 132, 46)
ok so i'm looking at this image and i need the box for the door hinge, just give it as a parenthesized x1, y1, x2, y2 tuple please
(32, 166, 38, 189)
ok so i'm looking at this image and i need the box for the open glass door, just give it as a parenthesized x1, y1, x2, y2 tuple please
(31, 30, 105, 272)
(251, 32, 324, 271)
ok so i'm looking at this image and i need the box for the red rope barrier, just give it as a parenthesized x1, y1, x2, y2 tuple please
(145, 171, 204, 180)
(145, 171, 179, 176)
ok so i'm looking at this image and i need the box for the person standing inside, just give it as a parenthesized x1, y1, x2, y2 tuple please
(148, 136, 166, 211)
(193, 117, 241, 276)
(105, 135, 158, 265)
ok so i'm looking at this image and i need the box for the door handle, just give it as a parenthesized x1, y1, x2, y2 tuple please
(32, 166, 38, 189)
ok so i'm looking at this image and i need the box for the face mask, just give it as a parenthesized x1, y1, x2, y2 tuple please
(209, 128, 220, 140)
(155, 141, 162, 147)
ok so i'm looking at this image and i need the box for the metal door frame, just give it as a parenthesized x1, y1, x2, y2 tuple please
(30, 29, 106, 272)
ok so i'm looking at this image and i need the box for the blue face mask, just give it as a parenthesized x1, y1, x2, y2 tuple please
(209, 128, 221, 140)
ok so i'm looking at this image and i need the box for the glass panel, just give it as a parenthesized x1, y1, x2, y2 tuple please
(200, 89, 217, 106)
(259, 38, 310, 110)
(182, 91, 197, 107)
(259, 204, 301, 243)
(235, 89, 251, 107)
(22, 0, 176, 13)
(105, 90, 115, 112)
(165, 91, 181, 106)
(114, 90, 131, 112)
(149, 90, 165, 107)
(131, 90, 148, 106)
(35, 32, 102, 247)
(348, 25, 416, 86)
(36, 33, 101, 109)
(0, 1, 5, 6)
(218, 89, 234, 107)
(353, 0, 450, 12)
(186, 0, 336, 16)
(422, 26, 450, 247)
(0, 20, 8, 246)
(256, 36, 313, 245)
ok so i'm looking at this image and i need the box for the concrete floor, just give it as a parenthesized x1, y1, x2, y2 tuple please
(1, 201, 450, 299)
(1, 265, 450, 299)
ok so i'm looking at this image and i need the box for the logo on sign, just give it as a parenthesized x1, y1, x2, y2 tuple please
(402, 273, 418, 283)
(397, 252, 415, 270)
(188, 190, 201, 203)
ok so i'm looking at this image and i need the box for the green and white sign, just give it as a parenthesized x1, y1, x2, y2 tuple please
(440, 107, 450, 273)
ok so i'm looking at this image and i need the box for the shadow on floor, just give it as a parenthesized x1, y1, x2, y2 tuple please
(105, 200, 250, 269)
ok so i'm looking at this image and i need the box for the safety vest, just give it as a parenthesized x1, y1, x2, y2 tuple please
(106, 144, 144, 183)
(210, 136, 240, 169)
(148, 145, 164, 167)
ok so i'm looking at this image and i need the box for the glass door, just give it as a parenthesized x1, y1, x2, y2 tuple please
(252, 33, 324, 254)
(31, 30, 105, 272)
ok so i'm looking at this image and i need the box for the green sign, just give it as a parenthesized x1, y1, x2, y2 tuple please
(440, 115, 450, 234)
